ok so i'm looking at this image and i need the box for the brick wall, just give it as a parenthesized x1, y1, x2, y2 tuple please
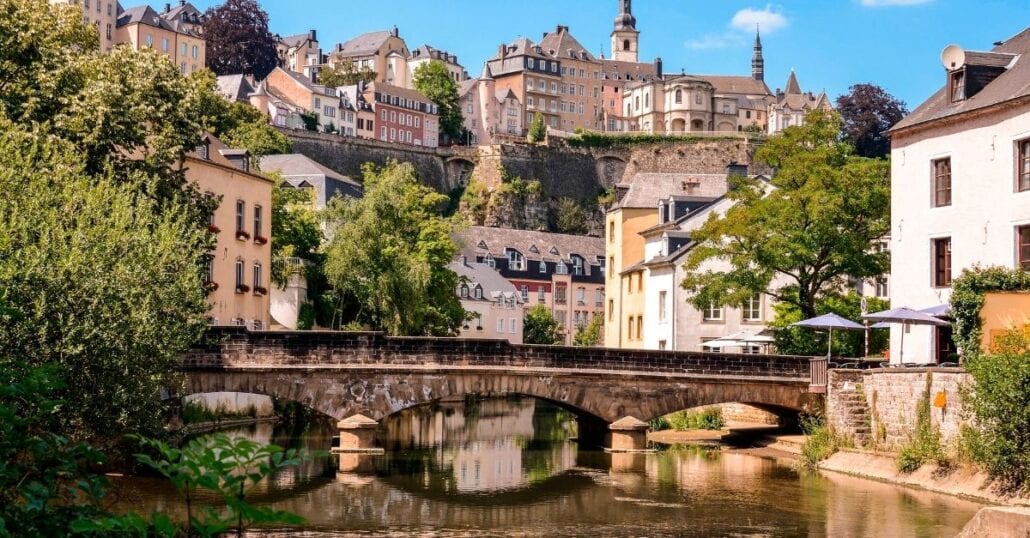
(184, 327, 816, 380)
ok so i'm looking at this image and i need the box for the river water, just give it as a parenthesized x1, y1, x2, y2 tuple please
(112, 397, 983, 537)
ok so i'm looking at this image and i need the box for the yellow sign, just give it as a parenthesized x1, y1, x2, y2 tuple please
(933, 391, 947, 409)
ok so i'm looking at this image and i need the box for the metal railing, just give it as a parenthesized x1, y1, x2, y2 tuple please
(809, 358, 828, 393)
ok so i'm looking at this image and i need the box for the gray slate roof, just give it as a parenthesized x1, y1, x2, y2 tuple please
(335, 30, 393, 57)
(615, 173, 730, 209)
(216, 74, 254, 102)
(449, 259, 520, 303)
(258, 154, 362, 207)
(455, 226, 605, 266)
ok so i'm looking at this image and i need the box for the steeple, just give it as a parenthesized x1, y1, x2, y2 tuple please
(785, 69, 802, 95)
(611, 0, 640, 63)
(751, 26, 764, 81)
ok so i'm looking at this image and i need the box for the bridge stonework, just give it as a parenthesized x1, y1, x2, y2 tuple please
(182, 328, 822, 425)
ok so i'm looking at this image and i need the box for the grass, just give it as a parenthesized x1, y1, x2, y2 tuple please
(800, 414, 839, 469)
(181, 399, 259, 425)
(649, 407, 725, 431)
(896, 373, 947, 473)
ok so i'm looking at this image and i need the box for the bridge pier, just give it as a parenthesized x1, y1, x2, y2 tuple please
(606, 416, 652, 453)
(335, 414, 384, 454)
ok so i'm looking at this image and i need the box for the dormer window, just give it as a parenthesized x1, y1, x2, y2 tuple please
(570, 255, 584, 276)
(505, 248, 526, 271)
(473, 286, 483, 299)
(539, 261, 547, 273)
(658, 201, 667, 224)
(949, 70, 966, 103)
(556, 261, 568, 275)
(483, 254, 495, 268)
(460, 285, 468, 298)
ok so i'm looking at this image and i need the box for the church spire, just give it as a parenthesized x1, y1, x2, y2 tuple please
(614, 0, 637, 31)
(752, 25, 764, 82)
(611, 0, 639, 63)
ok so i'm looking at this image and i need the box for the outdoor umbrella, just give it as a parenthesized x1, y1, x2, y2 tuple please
(919, 304, 951, 318)
(862, 307, 949, 364)
(791, 313, 866, 358)
(703, 330, 775, 350)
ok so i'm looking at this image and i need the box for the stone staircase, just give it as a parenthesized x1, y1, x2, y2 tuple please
(834, 389, 872, 447)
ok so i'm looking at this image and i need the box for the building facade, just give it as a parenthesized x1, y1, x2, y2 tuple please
(768, 71, 831, 134)
(366, 82, 439, 147)
(409, 44, 467, 84)
(450, 258, 524, 344)
(276, 29, 321, 81)
(264, 67, 344, 133)
(459, 65, 523, 145)
(115, 2, 205, 74)
(456, 227, 606, 345)
(330, 27, 410, 87)
(51, 0, 119, 51)
(187, 134, 273, 329)
(889, 29, 1030, 363)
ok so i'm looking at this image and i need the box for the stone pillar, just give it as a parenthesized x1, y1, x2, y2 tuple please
(606, 416, 652, 453)
(335, 414, 384, 454)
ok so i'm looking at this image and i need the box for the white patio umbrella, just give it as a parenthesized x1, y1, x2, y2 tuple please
(791, 313, 866, 358)
(703, 330, 775, 350)
(862, 307, 949, 364)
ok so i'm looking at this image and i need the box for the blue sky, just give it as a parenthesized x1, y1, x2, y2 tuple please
(192, 0, 1029, 109)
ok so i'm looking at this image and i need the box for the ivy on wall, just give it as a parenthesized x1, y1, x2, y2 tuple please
(950, 265, 1030, 356)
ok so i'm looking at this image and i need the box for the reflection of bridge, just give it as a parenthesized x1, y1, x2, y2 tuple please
(182, 328, 825, 450)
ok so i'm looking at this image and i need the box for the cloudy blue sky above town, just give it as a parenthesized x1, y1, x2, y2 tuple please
(189, 0, 1030, 109)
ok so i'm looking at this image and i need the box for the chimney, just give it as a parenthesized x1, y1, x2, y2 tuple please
(164, 2, 170, 12)
(179, 0, 185, 5)
(309, 29, 316, 42)
(498, 44, 507, 59)
(391, 25, 399, 37)
(655, 57, 663, 80)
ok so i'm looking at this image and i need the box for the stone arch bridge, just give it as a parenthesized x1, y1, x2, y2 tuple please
(182, 328, 826, 450)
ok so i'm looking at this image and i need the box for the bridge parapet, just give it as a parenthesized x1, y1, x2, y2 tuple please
(185, 327, 817, 381)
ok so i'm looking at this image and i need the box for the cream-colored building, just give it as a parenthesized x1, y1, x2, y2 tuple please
(768, 71, 831, 134)
(450, 258, 524, 344)
(50, 0, 119, 51)
(330, 27, 410, 87)
(459, 65, 523, 145)
(264, 67, 344, 134)
(187, 134, 273, 329)
(409, 44, 467, 84)
(888, 29, 1030, 363)
(115, 2, 205, 74)
(276, 29, 321, 81)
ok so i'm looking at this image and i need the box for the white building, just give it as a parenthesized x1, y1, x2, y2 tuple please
(888, 29, 1030, 364)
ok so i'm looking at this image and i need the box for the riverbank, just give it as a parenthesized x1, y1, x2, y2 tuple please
(820, 449, 1030, 507)
(182, 416, 278, 435)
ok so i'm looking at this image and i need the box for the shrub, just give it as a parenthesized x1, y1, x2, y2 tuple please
(800, 413, 838, 469)
(657, 407, 725, 431)
(896, 373, 944, 473)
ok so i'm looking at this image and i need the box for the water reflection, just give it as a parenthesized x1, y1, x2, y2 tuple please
(111, 396, 984, 537)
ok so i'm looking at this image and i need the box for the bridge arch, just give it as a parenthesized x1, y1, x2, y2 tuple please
(443, 156, 477, 187)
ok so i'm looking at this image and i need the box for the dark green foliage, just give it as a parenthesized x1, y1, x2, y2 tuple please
(572, 314, 603, 347)
(771, 292, 889, 357)
(413, 60, 464, 141)
(566, 132, 744, 149)
(800, 413, 839, 469)
(180, 400, 258, 424)
(523, 304, 564, 345)
(836, 83, 908, 159)
(202, 0, 278, 79)
(300, 112, 319, 131)
(652, 407, 726, 431)
(553, 197, 590, 235)
(296, 302, 316, 330)
(527, 112, 546, 143)
(950, 266, 1030, 356)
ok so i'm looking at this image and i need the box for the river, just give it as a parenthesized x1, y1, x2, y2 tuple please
(111, 397, 983, 537)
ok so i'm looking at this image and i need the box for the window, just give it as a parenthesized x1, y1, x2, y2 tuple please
(145, 34, 153, 47)
(192, 45, 198, 59)
(161, 37, 169, 52)
(1018, 225, 1030, 270)
(556, 261, 568, 275)
(520, 285, 529, 301)
(497, 318, 505, 333)
(609, 221, 615, 241)
(571, 255, 584, 276)
(701, 338, 721, 353)
(875, 277, 889, 298)
(235, 200, 245, 232)
(933, 237, 952, 287)
(636, 316, 642, 340)
(253, 205, 262, 238)
(538, 286, 545, 302)
(576, 287, 586, 305)
(658, 291, 667, 322)
(484, 254, 495, 268)
(555, 284, 567, 305)
(180, 43, 187, 56)
(743, 293, 762, 322)
(1018, 139, 1030, 192)
(510, 318, 516, 333)
(608, 299, 614, 321)
(674, 89, 682, 104)
(932, 158, 952, 207)
(703, 302, 723, 321)
(252, 262, 262, 291)
(695, 92, 702, 105)
(234, 259, 244, 289)
(474, 286, 483, 299)
(949, 70, 965, 102)
(460, 285, 468, 298)
(538, 260, 547, 273)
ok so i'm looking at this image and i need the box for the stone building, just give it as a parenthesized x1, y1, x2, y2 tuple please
(186, 133, 273, 329)
(449, 258, 524, 344)
(456, 227, 606, 345)
(365, 82, 439, 148)
(409, 44, 467, 84)
(888, 27, 1030, 363)
(114, 1, 206, 74)
(276, 29, 321, 81)
(459, 65, 523, 145)
(768, 71, 832, 134)
(330, 27, 410, 88)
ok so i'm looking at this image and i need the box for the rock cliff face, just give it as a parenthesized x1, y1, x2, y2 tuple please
(285, 130, 762, 232)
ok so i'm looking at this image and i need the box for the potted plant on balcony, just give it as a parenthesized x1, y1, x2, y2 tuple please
(203, 281, 219, 292)
(207, 224, 221, 234)
(254, 235, 268, 245)
(235, 284, 251, 294)
(253, 286, 268, 296)
(235, 230, 251, 241)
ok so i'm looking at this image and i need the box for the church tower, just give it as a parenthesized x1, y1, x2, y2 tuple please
(611, 0, 639, 63)
(752, 27, 765, 81)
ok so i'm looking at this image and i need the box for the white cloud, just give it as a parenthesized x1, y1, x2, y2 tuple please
(730, 6, 789, 34)
(685, 32, 745, 50)
(859, 0, 933, 6)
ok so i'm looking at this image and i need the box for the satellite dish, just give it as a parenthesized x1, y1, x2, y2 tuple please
(941, 44, 965, 71)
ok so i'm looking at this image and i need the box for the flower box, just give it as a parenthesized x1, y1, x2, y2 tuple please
(207, 224, 221, 234)
(235, 230, 251, 241)
(235, 284, 251, 294)
(253, 286, 268, 296)
(203, 281, 219, 292)
(254, 235, 268, 245)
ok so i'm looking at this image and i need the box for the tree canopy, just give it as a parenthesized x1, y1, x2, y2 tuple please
(323, 161, 466, 335)
(413, 60, 464, 141)
(524, 305, 564, 345)
(203, 0, 278, 79)
(527, 112, 546, 143)
(836, 83, 908, 159)
(681, 111, 890, 320)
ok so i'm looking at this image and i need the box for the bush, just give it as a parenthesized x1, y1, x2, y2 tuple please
(655, 407, 725, 431)
(896, 373, 944, 473)
(800, 414, 838, 469)
(297, 301, 316, 330)
(527, 112, 546, 143)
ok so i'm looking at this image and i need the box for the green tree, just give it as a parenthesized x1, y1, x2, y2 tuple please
(681, 111, 890, 319)
(318, 61, 377, 87)
(770, 292, 889, 357)
(323, 161, 466, 335)
(836, 83, 908, 159)
(573, 314, 603, 347)
(553, 197, 589, 235)
(527, 111, 546, 143)
(413, 60, 464, 141)
(524, 304, 564, 345)
(0, 122, 211, 443)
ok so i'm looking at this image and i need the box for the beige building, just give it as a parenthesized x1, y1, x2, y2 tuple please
(187, 134, 273, 329)
(456, 227, 606, 345)
(264, 67, 345, 133)
(115, 2, 205, 74)
(459, 65, 523, 145)
(486, 38, 563, 131)
(331, 27, 410, 87)
(450, 258, 524, 344)
(768, 71, 832, 134)
(409, 44, 467, 84)
(50, 0, 119, 51)
(276, 29, 321, 81)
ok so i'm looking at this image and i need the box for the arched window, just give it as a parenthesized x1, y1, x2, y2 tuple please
(506, 248, 526, 271)
(623, 39, 630, 51)
(473, 286, 483, 299)
(644, 92, 649, 108)
(695, 92, 702, 105)
(635, 96, 640, 111)
(674, 89, 682, 104)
